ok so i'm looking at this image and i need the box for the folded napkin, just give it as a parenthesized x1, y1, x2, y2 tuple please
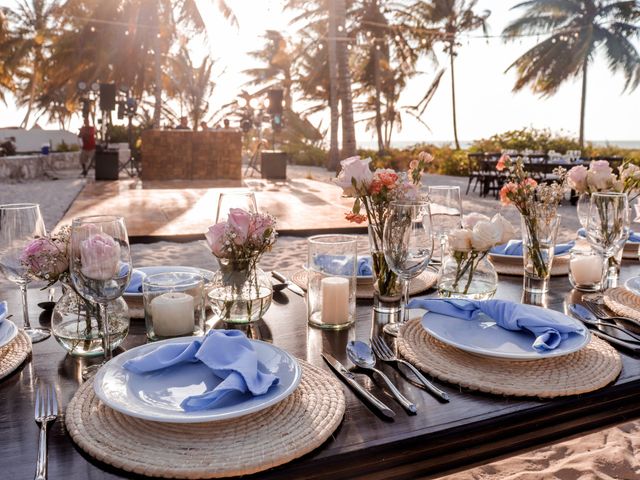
(0, 301, 6, 325)
(490, 240, 574, 256)
(122, 330, 279, 411)
(314, 254, 373, 276)
(408, 298, 586, 351)
(125, 269, 147, 294)
(577, 228, 640, 243)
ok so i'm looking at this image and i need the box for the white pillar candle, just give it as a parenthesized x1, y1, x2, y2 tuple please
(321, 277, 350, 325)
(570, 255, 603, 284)
(151, 292, 195, 337)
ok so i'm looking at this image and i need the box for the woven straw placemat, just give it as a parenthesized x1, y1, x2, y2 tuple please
(604, 287, 640, 322)
(0, 330, 31, 380)
(66, 361, 345, 479)
(290, 270, 438, 300)
(397, 319, 621, 398)
(489, 254, 570, 277)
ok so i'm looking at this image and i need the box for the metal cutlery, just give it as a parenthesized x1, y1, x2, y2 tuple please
(322, 353, 396, 419)
(370, 336, 450, 402)
(34, 384, 59, 480)
(568, 304, 640, 343)
(583, 300, 640, 329)
(589, 329, 640, 354)
(346, 340, 417, 414)
(271, 271, 305, 297)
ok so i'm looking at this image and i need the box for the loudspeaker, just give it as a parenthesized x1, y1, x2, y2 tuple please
(99, 83, 116, 111)
(267, 89, 283, 115)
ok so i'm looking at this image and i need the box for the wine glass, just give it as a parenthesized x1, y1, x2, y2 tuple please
(215, 191, 257, 223)
(0, 204, 50, 342)
(382, 199, 433, 336)
(427, 186, 462, 265)
(70, 215, 131, 377)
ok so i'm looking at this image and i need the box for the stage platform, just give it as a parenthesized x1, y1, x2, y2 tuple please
(57, 178, 363, 241)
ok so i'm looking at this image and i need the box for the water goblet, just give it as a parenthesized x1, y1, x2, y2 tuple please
(0, 203, 50, 342)
(215, 191, 257, 223)
(427, 186, 462, 265)
(382, 200, 433, 336)
(70, 215, 131, 378)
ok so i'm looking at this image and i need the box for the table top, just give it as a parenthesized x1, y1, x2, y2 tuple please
(2, 265, 640, 480)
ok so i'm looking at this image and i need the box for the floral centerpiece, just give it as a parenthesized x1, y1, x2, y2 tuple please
(334, 153, 430, 311)
(205, 208, 277, 323)
(498, 156, 567, 293)
(438, 212, 515, 299)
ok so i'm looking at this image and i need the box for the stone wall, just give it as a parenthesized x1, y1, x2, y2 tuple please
(0, 152, 80, 180)
(141, 130, 242, 181)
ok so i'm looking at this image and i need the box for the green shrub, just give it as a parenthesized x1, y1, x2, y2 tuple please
(284, 143, 326, 166)
(54, 140, 79, 152)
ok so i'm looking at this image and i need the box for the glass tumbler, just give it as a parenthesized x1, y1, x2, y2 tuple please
(307, 235, 357, 330)
(569, 248, 605, 292)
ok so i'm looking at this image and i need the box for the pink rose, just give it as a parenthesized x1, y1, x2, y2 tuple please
(418, 151, 434, 163)
(227, 208, 251, 245)
(567, 165, 588, 193)
(20, 237, 68, 281)
(587, 160, 613, 191)
(205, 222, 227, 257)
(80, 232, 121, 280)
(373, 168, 398, 189)
(333, 156, 374, 196)
(496, 154, 509, 172)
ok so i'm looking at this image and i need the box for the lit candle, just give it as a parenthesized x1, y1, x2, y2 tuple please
(150, 292, 195, 337)
(321, 277, 350, 325)
(570, 255, 603, 285)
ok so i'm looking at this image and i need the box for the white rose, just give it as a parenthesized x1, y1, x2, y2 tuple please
(462, 212, 490, 230)
(471, 221, 502, 251)
(587, 161, 613, 191)
(620, 163, 640, 182)
(333, 156, 373, 196)
(611, 177, 624, 192)
(447, 229, 473, 253)
(491, 213, 516, 244)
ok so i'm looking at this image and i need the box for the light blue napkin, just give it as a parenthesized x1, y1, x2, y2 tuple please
(122, 330, 279, 411)
(408, 298, 586, 351)
(125, 269, 147, 293)
(314, 254, 373, 276)
(0, 301, 6, 325)
(490, 240, 575, 256)
(578, 228, 640, 243)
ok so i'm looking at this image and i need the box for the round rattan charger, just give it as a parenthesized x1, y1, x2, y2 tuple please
(0, 330, 31, 380)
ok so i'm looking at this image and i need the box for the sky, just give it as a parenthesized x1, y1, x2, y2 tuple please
(1, 0, 639, 145)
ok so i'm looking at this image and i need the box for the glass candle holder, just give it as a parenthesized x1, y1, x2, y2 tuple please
(307, 235, 357, 330)
(569, 249, 605, 292)
(143, 272, 206, 341)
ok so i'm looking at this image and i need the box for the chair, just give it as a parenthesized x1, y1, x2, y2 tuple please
(466, 153, 484, 195)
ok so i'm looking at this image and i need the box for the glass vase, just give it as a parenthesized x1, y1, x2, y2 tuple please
(368, 223, 402, 313)
(576, 193, 590, 229)
(51, 285, 130, 357)
(208, 259, 273, 324)
(520, 214, 561, 294)
(438, 250, 497, 300)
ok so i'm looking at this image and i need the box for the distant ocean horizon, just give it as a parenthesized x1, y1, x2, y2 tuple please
(358, 140, 640, 150)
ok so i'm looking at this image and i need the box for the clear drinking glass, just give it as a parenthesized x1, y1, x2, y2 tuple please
(70, 215, 132, 377)
(382, 200, 433, 336)
(569, 248, 605, 292)
(0, 203, 50, 342)
(215, 191, 257, 223)
(427, 186, 462, 265)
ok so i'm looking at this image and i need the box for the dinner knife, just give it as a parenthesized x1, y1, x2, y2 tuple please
(321, 353, 396, 419)
(590, 329, 640, 354)
(271, 271, 305, 297)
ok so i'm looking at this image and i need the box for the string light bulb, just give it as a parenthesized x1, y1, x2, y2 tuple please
(90, 26, 95, 32)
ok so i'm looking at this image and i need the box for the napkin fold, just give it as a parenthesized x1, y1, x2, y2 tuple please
(577, 228, 640, 243)
(490, 240, 574, 256)
(125, 269, 147, 294)
(0, 301, 6, 326)
(314, 254, 373, 276)
(408, 298, 586, 351)
(122, 330, 279, 411)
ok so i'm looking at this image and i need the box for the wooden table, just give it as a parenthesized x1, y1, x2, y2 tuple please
(2, 266, 640, 480)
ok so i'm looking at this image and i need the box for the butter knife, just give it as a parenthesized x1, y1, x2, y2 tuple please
(272, 271, 305, 297)
(590, 329, 640, 353)
(322, 353, 396, 419)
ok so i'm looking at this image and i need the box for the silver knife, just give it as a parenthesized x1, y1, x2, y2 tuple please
(590, 329, 640, 353)
(272, 271, 305, 297)
(322, 353, 396, 419)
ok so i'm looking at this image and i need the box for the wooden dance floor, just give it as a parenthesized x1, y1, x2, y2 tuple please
(57, 178, 362, 240)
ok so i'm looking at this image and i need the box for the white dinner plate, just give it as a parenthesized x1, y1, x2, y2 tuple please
(0, 319, 18, 349)
(124, 266, 216, 298)
(93, 336, 302, 423)
(419, 310, 590, 361)
(488, 250, 571, 261)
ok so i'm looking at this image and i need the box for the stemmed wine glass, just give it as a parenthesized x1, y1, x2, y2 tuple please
(0, 204, 50, 342)
(427, 186, 462, 266)
(382, 199, 433, 336)
(70, 215, 131, 377)
(215, 191, 257, 223)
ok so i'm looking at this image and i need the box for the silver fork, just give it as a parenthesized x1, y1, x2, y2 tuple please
(370, 336, 450, 402)
(583, 300, 640, 329)
(34, 384, 58, 480)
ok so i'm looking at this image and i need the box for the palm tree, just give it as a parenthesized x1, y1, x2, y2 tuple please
(0, 8, 19, 104)
(335, 0, 357, 159)
(504, 1, 640, 147)
(403, 0, 489, 150)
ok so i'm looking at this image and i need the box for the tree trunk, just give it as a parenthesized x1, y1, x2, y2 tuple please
(336, 0, 357, 158)
(373, 44, 384, 153)
(21, 63, 38, 128)
(450, 50, 460, 150)
(579, 58, 588, 148)
(152, 6, 163, 129)
(327, 0, 340, 171)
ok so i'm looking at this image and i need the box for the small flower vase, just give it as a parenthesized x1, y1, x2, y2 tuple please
(51, 285, 129, 357)
(208, 258, 273, 324)
(438, 250, 497, 300)
(368, 223, 402, 313)
(520, 214, 561, 294)
(576, 193, 590, 229)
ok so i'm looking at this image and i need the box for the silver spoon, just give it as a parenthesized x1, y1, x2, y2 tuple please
(346, 340, 417, 414)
